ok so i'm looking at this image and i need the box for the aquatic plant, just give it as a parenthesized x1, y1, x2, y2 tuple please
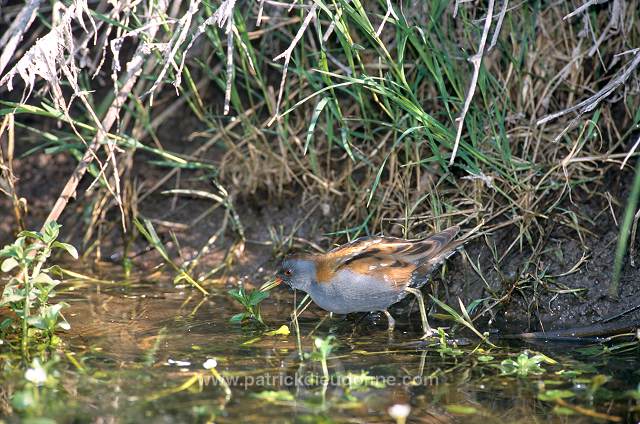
(499, 351, 556, 377)
(228, 286, 269, 326)
(0, 221, 77, 355)
(338, 371, 386, 400)
(11, 355, 64, 417)
(310, 335, 336, 382)
(434, 328, 463, 357)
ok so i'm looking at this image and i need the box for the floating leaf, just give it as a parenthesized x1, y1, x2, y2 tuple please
(445, 405, 478, 415)
(552, 406, 576, 416)
(252, 390, 295, 402)
(265, 325, 290, 336)
(538, 390, 575, 401)
(477, 355, 494, 362)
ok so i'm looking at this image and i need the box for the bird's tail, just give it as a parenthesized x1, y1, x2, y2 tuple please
(409, 226, 464, 288)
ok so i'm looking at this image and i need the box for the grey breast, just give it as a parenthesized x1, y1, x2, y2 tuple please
(308, 269, 407, 314)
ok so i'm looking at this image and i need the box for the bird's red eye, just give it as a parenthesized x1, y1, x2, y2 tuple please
(284, 269, 292, 276)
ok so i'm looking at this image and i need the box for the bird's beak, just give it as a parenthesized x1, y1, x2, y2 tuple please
(259, 277, 282, 292)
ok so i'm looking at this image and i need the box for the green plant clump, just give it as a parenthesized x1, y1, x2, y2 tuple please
(0, 221, 78, 355)
(309, 335, 336, 382)
(228, 286, 269, 326)
(499, 351, 555, 377)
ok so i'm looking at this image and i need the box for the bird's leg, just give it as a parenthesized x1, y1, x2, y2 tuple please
(383, 310, 396, 332)
(382, 310, 395, 342)
(404, 287, 435, 338)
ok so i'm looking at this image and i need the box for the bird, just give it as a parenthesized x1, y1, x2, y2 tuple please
(260, 226, 463, 338)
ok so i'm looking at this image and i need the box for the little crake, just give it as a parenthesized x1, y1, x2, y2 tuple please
(261, 226, 462, 337)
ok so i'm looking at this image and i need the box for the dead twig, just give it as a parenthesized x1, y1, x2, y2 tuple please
(563, 0, 611, 21)
(488, 0, 508, 51)
(0, 0, 41, 76)
(375, 0, 399, 37)
(450, 0, 496, 165)
(268, 3, 317, 125)
(146, 0, 203, 106)
(536, 50, 640, 137)
(41, 0, 170, 230)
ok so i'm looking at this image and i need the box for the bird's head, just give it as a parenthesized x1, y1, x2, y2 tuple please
(260, 256, 316, 292)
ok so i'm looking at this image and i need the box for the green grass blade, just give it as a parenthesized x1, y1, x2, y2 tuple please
(610, 158, 640, 296)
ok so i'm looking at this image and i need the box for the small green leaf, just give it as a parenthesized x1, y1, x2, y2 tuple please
(248, 290, 269, 306)
(27, 316, 46, 330)
(47, 265, 64, 277)
(228, 288, 246, 304)
(0, 240, 25, 260)
(0, 318, 12, 330)
(53, 242, 78, 259)
(0, 245, 12, 258)
(230, 313, 247, 324)
(538, 390, 575, 401)
(590, 374, 610, 390)
(466, 297, 485, 315)
(58, 319, 71, 331)
(445, 405, 478, 415)
(33, 272, 56, 286)
(1, 257, 19, 273)
(240, 336, 262, 346)
(11, 390, 36, 410)
(43, 221, 61, 244)
(17, 230, 40, 240)
(531, 353, 558, 365)
(552, 406, 576, 416)
(0, 293, 24, 306)
(252, 390, 295, 402)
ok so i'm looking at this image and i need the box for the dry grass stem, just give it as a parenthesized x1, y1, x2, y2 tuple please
(450, 0, 496, 165)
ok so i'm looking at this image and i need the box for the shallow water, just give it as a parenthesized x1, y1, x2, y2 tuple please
(2, 267, 640, 423)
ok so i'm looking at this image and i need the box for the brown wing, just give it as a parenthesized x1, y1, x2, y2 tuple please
(339, 254, 417, 288)
(316, 226, 460, 283)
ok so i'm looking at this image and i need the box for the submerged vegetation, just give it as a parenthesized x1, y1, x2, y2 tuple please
(1, 0, 640, 421)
